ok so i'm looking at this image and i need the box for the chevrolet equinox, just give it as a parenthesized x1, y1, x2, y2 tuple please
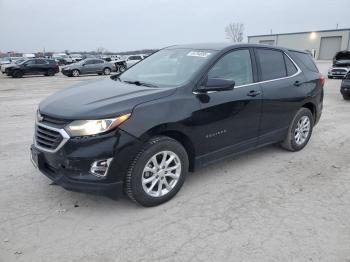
(31, 43, 324, 207)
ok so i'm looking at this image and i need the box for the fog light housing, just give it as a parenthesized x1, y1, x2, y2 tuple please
(90, 158, 113, 178)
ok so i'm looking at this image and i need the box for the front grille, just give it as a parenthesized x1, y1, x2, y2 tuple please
(35, 124, 63, 150)
(332, 69, 347, 73)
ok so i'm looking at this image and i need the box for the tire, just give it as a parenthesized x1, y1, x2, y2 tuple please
(328, 76, 333, 79)
(12, 70, 23, 78)
(97, 73, 103, 75)
(118, 65, 126, 73)
(103, 67, 111, 75)
(45, 69, 55, 76)
(72, 69, 80, 77)
(125, 136, 189, 207)
(280, 108, 314, 152)
(343, 94, 350, 100)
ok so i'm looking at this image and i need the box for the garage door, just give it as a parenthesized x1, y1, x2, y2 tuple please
(319, 36, 342, 60)
(259, 40, 275, 46)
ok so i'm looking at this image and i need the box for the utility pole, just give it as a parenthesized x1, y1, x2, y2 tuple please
(336, 23, 339, 29)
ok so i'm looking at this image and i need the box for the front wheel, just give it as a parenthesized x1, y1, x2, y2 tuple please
(72, 69, 80, 77)
(12, 70, 24, 78)
(125, 136, 188, 207)
(280, 108, 314, 152)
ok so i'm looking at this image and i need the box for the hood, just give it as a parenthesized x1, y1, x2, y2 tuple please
(2, 63, 17, 68)
(62, 63, 78, 69)
(334, 60, 350, 67)
(39, 78, 176, 120)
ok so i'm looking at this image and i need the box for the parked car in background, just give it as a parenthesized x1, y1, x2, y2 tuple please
(5, 58, 59, 78)
(22, 53, 35, 59)
(70, 54, 83, 63)
(125, 54, 147, 68)
(31, 43, 324, 206)
(52, 53, 73, 65)
(328, 50, 350, 79)
(1, 58, 27, 74)
(341, 72, 350, 100)
(0, 57, 12, 70)
(61, 58, 116, 77)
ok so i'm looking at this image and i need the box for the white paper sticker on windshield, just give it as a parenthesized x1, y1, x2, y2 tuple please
(187, 51, 211, 58)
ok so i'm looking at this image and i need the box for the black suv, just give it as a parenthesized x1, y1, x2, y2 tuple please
(6, 58, 59, 78)
(31, 43, 324, 206)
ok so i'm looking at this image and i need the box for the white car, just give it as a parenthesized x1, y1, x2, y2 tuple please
(125, 54, 147, 68)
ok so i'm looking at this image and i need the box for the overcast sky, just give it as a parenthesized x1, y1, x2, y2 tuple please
(0, 0, 349, 53)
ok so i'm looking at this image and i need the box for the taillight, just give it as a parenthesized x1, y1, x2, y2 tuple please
(320, 75, 325, 87)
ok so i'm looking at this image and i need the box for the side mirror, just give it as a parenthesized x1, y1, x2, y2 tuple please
(198, 77, 235, 93)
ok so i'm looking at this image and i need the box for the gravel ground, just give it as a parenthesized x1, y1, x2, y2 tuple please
(0, 62, 349, 262)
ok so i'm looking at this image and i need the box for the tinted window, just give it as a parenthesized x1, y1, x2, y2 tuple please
(129, 56, 142, 60)
(289, 51, 319, 73)
(93, 59, 104, 64)
(36, 59, 47, 65)
(84, 60, 94, 65)
(24, 60, 36, 65)
(284, 55, 298, 76)
(256, 49, 286, 81)
(208, 49, 253, 86)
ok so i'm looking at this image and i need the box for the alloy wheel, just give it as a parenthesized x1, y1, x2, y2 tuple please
(141, 151, 181, 197)
(72, 70, 79, 77)
(294, 115, 310, 145)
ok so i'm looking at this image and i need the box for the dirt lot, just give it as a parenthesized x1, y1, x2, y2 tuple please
(0, 62, 349, 262)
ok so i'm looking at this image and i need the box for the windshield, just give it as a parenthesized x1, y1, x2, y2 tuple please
(120, 48, 216, 87)
(15, 59, 26, 64)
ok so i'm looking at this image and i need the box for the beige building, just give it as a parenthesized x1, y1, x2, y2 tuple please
(248, 29, 350, 60)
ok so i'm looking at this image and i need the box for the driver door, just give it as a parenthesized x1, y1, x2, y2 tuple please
(23, 59, 37, 75)
(191, 49, 262, 163)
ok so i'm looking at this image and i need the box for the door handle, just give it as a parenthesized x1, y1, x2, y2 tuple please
(247, 90, 261, 97)
(294, 80, 302, 87)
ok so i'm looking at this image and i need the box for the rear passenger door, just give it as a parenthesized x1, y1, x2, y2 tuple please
(35, 59, 48, 74)
(82, 59, 96, 74)
(255, 48, 306, 145)
(94, 59, 105, 73)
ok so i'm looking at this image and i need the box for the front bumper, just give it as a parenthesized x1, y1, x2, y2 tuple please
(31, 128, 144, 198)
(61, 69, 72, 76)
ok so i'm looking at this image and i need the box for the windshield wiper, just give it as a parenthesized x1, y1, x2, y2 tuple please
(123, 80, 158, 88)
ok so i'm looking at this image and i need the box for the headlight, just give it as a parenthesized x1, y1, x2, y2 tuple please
(65, 113, 131, 137)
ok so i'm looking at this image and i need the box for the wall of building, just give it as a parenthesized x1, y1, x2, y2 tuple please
(248, 29, 350, 60)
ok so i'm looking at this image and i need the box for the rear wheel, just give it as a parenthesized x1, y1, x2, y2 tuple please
(125, 136, 188, 207)
(45, 69, 55, 76)
(118, 65, 126, 73)
(72, 69, 80, 77)
(280, 108, 314, 152)
(103, 67, 111, 75)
